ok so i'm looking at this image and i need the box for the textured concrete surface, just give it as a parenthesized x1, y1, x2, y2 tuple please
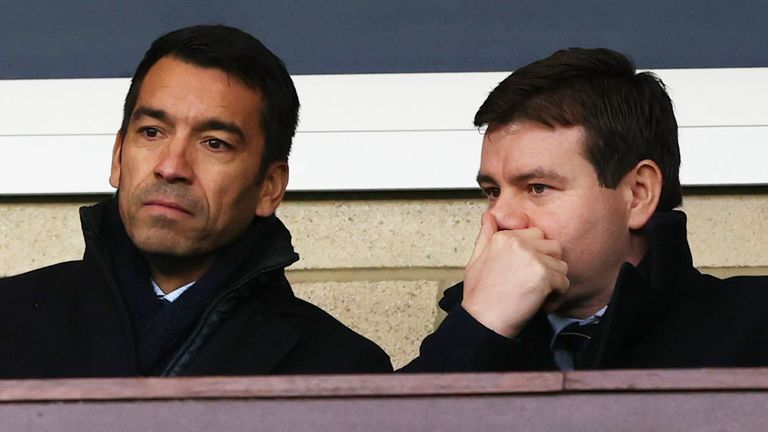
(0, 201, 90, 276)
(682, 196, 768, 267)
(279, 195, 768, 270)
(292, 280, 440, 369)
(2, 194, 768, 275)
(277, 200, 483, 270)
(1, 193, 767, 368)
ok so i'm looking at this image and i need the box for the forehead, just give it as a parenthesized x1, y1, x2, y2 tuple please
(135, 56, 263, 132)
(479, 121, 596, 180)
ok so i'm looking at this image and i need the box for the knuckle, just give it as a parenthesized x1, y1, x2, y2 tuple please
(530, 260, 548, 279)
(492, 231, 524, 249)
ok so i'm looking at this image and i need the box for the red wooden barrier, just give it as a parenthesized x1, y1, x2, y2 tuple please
(1, 369, 767, 431)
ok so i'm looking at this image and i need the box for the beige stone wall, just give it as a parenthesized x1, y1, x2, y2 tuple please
(1, 192, 768, 367)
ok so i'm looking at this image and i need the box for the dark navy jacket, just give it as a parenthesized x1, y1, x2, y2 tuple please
(0, 201, 391, 378)
(403, 211, 768, 372)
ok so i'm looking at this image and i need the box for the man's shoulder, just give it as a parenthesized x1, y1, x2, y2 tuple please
(0, 260, 89, 289)
(283, 295, 387, 350)
(277, 295, 393, 372)
(0, 260, 103, 309)
(694, 271, 768, 296)
(717, 273, 768, 287)
(675, 271, 768, 316)
(0, 259, 107, 335)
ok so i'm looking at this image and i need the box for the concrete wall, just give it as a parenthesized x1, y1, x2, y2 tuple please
(2, 192, 767, 368)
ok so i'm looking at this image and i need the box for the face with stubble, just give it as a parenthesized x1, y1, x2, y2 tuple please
(110, 56, 283, 261)
(477, 120, 638, 314)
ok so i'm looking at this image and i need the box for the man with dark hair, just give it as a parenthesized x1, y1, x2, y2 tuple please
(0, 25, 391, 377)
(404, 48, 768, 372)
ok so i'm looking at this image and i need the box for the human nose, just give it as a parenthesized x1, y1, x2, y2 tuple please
(154, 137, 193, 183)
(488, 197, 530, 231)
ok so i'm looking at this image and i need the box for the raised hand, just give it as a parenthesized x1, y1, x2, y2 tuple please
(462, 212, 570, 337)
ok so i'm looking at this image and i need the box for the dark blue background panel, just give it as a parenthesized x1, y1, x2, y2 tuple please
(2, 0, 767, 79)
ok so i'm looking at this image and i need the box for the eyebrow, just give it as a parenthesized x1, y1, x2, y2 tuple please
(476, 168, 566, 185)
(476, 173, 497, 185)
(195, 119, 245, 142)
(131, 106, 245, 142)
(512, 168, 566, 183)
(132, 106, 167, 122)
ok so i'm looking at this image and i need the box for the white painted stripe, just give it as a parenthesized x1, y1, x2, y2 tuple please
(1, 68, 768, 194)
(678, 126, 768, 186)
(2, 78, 127, 136)
(289, 130, 483, 191)
(659, 68, 768, 127)
(2, 126, 766, 195)
(0, 135, 113, 194)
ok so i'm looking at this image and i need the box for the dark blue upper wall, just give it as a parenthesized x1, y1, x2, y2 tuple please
(3, 0, 767, 79)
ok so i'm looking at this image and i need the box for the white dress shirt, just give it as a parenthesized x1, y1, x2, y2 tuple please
(151, 280, 195, 303)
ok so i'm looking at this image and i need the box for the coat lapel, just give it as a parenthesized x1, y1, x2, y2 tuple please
(586, 211, 692, 369)
(171, 277, 301, 376)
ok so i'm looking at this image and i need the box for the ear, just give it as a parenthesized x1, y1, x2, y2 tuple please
(109, 132, 123, 188)
(624, 159, 663, 230)
(255, 161, 289, 217)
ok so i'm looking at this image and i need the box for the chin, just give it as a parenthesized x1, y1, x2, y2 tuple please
(131, 233, 192, 257)
(139, 244, 191, 258)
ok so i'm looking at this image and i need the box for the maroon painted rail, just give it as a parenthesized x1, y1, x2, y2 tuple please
(1, 369, 767, 431)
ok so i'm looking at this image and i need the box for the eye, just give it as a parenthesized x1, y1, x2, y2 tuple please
(481, 187, 500, 201)
(204, 138, 231, 151)
(529, 184, 548, 195)
(140, 127, 160, 139)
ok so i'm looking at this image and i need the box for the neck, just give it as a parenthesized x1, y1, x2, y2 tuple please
(145, 252, 218, 294)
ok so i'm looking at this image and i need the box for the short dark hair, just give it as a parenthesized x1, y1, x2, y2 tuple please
(474, 48, 681, 211)
(120, 25, 300, 179)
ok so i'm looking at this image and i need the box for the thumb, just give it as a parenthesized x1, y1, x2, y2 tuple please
(468, 212, 497, 265)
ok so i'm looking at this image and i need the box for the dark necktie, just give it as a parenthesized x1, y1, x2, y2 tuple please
(552, 320, 601, 367)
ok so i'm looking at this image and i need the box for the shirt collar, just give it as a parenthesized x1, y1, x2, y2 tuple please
(151, 279, 196, 303)
(547, 305, 607, 347)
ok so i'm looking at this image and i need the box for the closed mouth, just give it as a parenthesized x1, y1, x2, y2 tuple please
(143, 199, 193, 215)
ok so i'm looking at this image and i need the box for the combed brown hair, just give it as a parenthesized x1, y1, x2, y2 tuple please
(474, 48, 681, 211)
(121, 25, 300, 182)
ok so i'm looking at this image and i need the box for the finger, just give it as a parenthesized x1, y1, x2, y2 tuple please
(496, 230, 562, 259)
(548, 267, 570, 294)
(468, 212, 497, 265)
(537, 253, 568, 277)
(529, 238, 563, 260)
(509, 227, 546, 240)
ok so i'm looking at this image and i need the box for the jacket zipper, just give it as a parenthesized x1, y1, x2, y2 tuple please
(160, 259, 294, 376)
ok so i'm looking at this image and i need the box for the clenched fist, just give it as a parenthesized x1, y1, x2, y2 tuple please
(462, 212, 570, 337)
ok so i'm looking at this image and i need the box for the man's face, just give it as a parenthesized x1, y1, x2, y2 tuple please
(110, 56, 280, 258)
(477, 120, 635, 312)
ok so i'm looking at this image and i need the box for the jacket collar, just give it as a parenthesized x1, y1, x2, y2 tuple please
(79, 197, 299, 283)
(78, 197, 302, 375)
(585, 210, 694, 368)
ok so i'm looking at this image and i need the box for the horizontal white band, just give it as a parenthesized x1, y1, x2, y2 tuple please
(2, 68, 768, 194)
(1, 126, 765, 194)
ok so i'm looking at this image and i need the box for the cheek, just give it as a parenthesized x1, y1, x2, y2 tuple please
(528, 197, 591, 244)
(567, 206, 630, 268)
(118, 153, 153, 189)
(532, 205, 600, 262)
(203, 178, 260, 225)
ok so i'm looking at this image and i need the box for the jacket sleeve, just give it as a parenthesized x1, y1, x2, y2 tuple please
(398, 284, 518, 372)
